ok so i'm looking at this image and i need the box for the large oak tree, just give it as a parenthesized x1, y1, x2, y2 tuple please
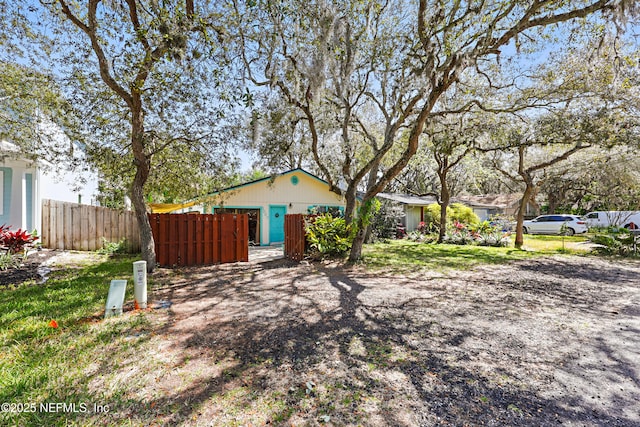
(238, 0, 637, 261)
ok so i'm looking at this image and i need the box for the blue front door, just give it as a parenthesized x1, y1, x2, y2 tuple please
(269, 205, 286, 244)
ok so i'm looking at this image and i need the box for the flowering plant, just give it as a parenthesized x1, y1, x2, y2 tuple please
(1, 226, 39, 254)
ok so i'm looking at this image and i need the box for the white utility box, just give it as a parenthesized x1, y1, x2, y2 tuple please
(133, 260, 148, 309)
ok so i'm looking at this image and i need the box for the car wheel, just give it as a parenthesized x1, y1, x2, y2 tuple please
(565, 227, 575, 236)
(523, 227, 529, 234)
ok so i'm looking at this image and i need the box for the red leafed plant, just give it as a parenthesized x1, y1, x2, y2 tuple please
(0, 224, 39, 254)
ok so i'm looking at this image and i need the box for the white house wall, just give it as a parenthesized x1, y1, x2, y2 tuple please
(473, 208, 491, 222)
(192, 171, 346, 245)
(0, 158, 38, 232)
(405, 206, 423, 232)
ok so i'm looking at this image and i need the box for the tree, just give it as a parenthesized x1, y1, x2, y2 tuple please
(0, 62, 82, 167)
(246, 97, 314, 172)
(487, 108, 635, 248)
(237, 0, 637, 261)
(5, 1, 234, 271)
(538, 146, 640, 213)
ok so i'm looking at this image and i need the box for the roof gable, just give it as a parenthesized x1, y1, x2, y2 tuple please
(208, 168, 332, 196)
(377, 192, 438, 206)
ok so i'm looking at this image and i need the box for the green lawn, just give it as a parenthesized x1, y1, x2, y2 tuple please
(362, 234, 592, 272)
(0, 254, 153, 427)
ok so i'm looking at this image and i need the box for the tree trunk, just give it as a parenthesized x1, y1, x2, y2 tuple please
(437, 169, 450, 244)
(348, 210, 367, 262)
(514, 181, 534, 250)
(363, 160, 380, 243)
(343, 188, 357, 224)
(130, 108, 156, 271)
(131, 162, 156, 271)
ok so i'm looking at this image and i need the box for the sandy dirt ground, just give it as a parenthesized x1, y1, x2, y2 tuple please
(99, 253, 640, 426)
(7, 249, 637, 425)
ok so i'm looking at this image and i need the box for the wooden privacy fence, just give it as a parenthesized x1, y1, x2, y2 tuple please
(41, 199, 140, 252)
(149, 213, 248, 267)
(284, 214, 307, 261)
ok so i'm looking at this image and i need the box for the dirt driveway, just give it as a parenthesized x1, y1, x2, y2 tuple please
(121, 255, 640, 426)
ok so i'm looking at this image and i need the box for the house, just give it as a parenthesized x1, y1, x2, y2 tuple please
(1, 139, 99, 233)
(455, 194, 540, 220)
(171, 169, 348, 246)
(375, 192, 531, 230)
(376, 193, 437, 232)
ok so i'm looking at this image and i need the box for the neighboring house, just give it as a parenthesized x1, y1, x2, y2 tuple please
(376, 193, 437, 232)
(456, 194, 540, 220)
(174, 168, 347, 246)
(375, 192, 538, 230)
(1, 139, 99, 233)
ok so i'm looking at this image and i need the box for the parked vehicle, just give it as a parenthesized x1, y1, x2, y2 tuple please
(522, 215, 588, 235)
(584, 211, 640, 229)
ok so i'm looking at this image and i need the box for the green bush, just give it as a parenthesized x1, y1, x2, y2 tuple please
(425, 203, 451, 230)
(450, 203, 480, 226)
(0, 252, 20, 271)
(96, 237, 129, 255)
(424, 203, 480, 230)
(305, 214, 353, 257)
(442, 220, 510, 247)
(369, 200, 404, 242)
(475, 230, 511, 247)
(590, 233, 638, 257)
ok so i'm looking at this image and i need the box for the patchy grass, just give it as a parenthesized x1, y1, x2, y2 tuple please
(362, 235, 592, 272)
(0, 254, 156, 427)
(521, 234, 591, 252)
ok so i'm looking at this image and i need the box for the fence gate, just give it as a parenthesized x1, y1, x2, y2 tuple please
(149, 213, 248, 267)
(284, 214, 306, 261)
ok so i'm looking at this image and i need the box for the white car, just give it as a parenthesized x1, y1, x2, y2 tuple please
(522, 215, 588, 235)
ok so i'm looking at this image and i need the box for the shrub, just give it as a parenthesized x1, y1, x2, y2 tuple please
(450, 203, 480, 226)
(0, 225, 39, 254)
(439, 220, 510, 247)
(97, 238, 129, 255)
(0, 224, 39, 270)
(443, 221, 475, 245)
(590, 232, 638, 257)
(0, 252, 20, 271)
(424, 203, 480, 231)
(424, 203, 450, 231)
(369, 200, 405, 242)
(305, 214, 353, 257)
(475, 230, 511, 247)
(406, 230, 436, 243)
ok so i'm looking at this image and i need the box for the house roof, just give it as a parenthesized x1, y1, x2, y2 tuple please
(149, 168, 341, 213)
(0, 140, 20, 153)
(456, 194, 524, 208)
(0, 140, 41, 165)
(377, 193, 437, 206)
(375, 192, 516, 210)
(208, 168, 333, 196)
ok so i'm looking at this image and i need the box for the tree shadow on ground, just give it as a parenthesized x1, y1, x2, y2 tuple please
(73, 257, 640, 426)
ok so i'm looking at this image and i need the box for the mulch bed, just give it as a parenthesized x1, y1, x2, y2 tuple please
(0, 250, 59, 288)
